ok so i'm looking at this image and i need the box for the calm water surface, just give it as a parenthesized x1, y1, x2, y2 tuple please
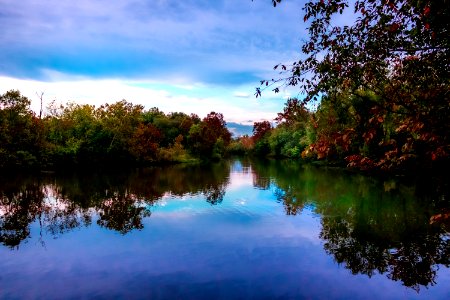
(0, 159, 449, 299)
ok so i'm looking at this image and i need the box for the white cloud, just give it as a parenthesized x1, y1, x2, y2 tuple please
(0, 75, 283, 123)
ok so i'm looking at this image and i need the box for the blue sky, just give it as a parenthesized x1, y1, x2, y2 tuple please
(0, 0, 306, 123)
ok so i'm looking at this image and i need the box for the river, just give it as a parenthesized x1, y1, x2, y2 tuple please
(0, 159, 449, 299)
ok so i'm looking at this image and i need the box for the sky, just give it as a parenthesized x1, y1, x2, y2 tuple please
(0, 0, 307, 124)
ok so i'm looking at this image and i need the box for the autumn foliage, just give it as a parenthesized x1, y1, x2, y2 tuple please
(254, 0, 449, 171)
(252, 121, 272, 142)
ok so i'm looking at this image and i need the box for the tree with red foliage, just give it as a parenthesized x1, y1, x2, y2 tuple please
(202, 112, 232, 146)
(188, 112, 232, 157)
(129, 123, 162, 162)
(252, 121, 272, 142)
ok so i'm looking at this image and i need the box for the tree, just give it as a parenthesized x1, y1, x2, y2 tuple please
(97, 100, 143, 159)
(0, 90, 31, 114)
(188, 112, 232, 158)
(252, 121, 272, 142)
(0, 90, 43, 167)
(202, 112, 232, 144)
(129, 123, 162, 162)
(274, 98, 309, 127)
(261, 0, 449, 170)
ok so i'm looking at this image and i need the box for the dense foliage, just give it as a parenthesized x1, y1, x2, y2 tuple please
(0, 90, 232, 169)
(253, 0, 449, 171)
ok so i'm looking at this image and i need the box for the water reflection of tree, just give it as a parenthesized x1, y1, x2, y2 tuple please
(321, 215, 450, 291)
(203, 185, 226, 205)
(0, 162, 230, 247)
(387, 233, 449, 290)
(0, 180, 43, 248)
(317, 174, 450, 291)
(252, 159, 310, 215)
(97, 192, 151, 234)
(251, 159, 450, 291)
(274, 188, 305, 216)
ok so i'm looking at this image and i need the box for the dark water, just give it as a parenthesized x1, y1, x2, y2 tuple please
(0, 159, 449, 299)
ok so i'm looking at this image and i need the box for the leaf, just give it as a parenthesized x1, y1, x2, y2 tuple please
(389, 23, 399, 32)
(255, 88, 261, 98)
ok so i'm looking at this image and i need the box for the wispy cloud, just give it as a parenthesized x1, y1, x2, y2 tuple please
(1, 0, 303, 82)
(0, 0, 304, 121)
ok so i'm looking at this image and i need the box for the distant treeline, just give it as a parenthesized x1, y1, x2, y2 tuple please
(0, 90, 231, 169)
(1, 89, 448, 172)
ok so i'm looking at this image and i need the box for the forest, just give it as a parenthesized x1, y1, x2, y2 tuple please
(1, 87, 448, 172)
(0, 90, 232, 169)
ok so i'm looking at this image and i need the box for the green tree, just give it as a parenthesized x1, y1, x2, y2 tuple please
(97, 100, 143, 160)
(0, 90, 42, 167)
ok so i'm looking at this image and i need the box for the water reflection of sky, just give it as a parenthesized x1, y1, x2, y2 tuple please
(153, 169, 276, 212)
(0, 162, 449, 299)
